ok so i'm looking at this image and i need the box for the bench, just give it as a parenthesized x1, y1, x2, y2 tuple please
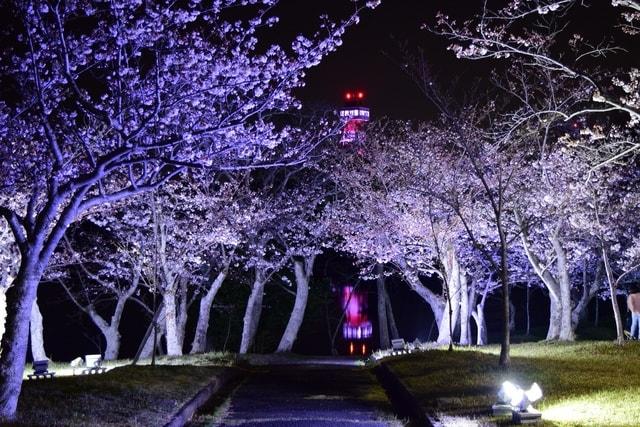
(82, 354, 106, 374)
(27, 360, 55, 380)
(71, 354, 107, 375)
(391, 338, 407, 354)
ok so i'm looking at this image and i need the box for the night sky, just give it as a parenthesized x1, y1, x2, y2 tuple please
(278, 0, 490, 120)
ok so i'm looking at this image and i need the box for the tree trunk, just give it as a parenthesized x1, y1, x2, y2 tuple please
(190, 271, 227, 354)
(472, 302, 488, 345)
(438, 247, 461, 346)
(459, 274, 470, 346)
(164, 287, 182, 356)
(376, 263, 391, 350)
(398, 261, 445, 337)
(384, 284, 400, 340)
(594, 297, 599, 327)
(240, 270, 267, 354)
(277, 256, 314, 352)
(139, 305, 166, 360)
(437, 300, 459, 344)
(0, 262, 41, 419)
(572, 260, 602, 330)
(498, 223, 510, 366)
(525, 284, 531, 336)
(29, 297, 46, 361)
(546, 294, 561, 340)
(550, 235, 575, 341)
(508, 297, 516, 333)
(0, 287, 6, 346)
(175, 279, 188, 351)
(102, 327, 120, 361)
(602, 246, 625, 345)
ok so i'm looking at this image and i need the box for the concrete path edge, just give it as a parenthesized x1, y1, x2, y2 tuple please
(164, 368, 239, 427)
(373, 362, 441, 427)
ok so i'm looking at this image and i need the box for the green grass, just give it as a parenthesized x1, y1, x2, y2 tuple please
(385, 341, 640, 426)
(14, 363, 227, 426)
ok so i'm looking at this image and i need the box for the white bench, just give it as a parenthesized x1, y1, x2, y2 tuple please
(391, 339, 408, 354)
(71, 354, 107, 375)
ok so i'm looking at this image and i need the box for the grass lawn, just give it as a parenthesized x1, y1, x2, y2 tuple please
(13, 357, 232, 427)
(385, 341, 640, 426)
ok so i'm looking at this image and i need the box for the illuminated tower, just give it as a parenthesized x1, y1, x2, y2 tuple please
(341, 285, 372, 356)
(339, 90, 370, 144)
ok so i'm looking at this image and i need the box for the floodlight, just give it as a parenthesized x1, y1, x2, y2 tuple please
(494, 381, 543, 424)
(525, 382, 543, 403)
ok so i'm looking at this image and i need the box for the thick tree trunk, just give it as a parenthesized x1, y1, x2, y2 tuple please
(164, 287, 182, 356)
(550, 236, 574, 341)
(376, 263, 391, 350)
(190, 271, 227, 354)
(175, 280, 188, 351)
(0, 262, 41, 420)
(438, 247, 461, 345)
(29, 297, 46, 361)
(546, 294, 561, 340)
(102, 327, 120, 361)
(277, 256, 314, 352)
(240, 270, 267, 354)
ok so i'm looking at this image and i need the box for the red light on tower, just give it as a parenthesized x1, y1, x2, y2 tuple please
(339, 89, 370, 144)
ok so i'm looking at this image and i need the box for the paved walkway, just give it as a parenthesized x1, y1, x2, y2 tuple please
(212, 365, 401, 426)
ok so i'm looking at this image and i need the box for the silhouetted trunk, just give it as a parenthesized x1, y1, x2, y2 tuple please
(384, 285, 400, 340)
(508, 298, 516, 333)
(277, 256, 314, 352)
(190, 270, 227, 354)
(525, 284, 531, 336)
(29, 297, 46, 361)
(376, 263, 391, 349)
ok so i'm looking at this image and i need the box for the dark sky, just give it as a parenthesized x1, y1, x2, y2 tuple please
(273, 0, 488, 120)
(270, 0, 634, 120)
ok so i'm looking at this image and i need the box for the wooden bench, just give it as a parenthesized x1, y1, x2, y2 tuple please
(27, 360, 55, 380)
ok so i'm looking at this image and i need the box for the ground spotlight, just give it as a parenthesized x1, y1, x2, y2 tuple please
(492, 381, 543, 424)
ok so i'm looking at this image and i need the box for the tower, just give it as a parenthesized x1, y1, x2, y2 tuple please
(339, 90, 370, 144)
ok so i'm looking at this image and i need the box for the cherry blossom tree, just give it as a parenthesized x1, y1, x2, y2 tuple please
(434, 0, 640, 167)
(47, 223, 145, 360)
(0, 0, 377, 415)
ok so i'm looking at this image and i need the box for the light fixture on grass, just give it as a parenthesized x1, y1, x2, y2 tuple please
(492, 381, 543, 424)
